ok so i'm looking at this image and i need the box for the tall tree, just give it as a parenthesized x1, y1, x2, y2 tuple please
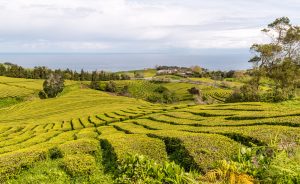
(249, 17, 300, 100)
(90, 71, 100, 89)
(42, 73, 65, 98)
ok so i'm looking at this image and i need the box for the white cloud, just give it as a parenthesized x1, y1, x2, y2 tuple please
(0, 0, 299, 52)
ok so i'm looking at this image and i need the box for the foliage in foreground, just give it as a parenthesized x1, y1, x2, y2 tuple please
(231, 146, 300, 183)
(203, 146, 300, 184)
(115, 154, 200, 184)
(115, 144, 300, 184)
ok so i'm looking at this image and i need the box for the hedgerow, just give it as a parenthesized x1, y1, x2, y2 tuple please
(111, 121, 155, 134)
(0, 131, 62, 154)
(75, 127, 98, 139)
(71, 119, 84, 130)
(61, 154, 97, 177)
(149, 130, 241, 172)
(100, 132, 168, 163)
(0, 148, 48, 182)
(183, 125, 300, 147)
(58, 139, 99, 155)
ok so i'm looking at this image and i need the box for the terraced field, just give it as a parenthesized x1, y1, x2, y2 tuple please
(101, 80, 233, 103)
(0, 77, 299, 183)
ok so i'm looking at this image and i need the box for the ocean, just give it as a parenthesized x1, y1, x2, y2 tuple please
(0, 52, 252, 72)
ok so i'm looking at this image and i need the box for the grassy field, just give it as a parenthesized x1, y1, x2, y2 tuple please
(0, 76, 299, 183)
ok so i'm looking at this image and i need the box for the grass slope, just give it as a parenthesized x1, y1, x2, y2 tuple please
(0, 76, 299, 183)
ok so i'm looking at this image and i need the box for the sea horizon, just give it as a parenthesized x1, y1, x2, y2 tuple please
(0, 51, 252, 72)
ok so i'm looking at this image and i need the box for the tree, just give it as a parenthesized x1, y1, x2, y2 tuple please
(90, 71, 100, 90)
(154, 86, 169, 93)
(249, 17, 300, 101)
(121, 74, 131, 80)
(41, 73, 64, 98)
(0, 64, 6, 76)
(134, 71, 144, 78)
(188, 87, 200, 96)
(147, 86, 178, 104)
(105, 81, 117, 92)
(119, 85, 130, 96)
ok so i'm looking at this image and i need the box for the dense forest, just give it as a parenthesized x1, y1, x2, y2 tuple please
(0, 62, 129, 81)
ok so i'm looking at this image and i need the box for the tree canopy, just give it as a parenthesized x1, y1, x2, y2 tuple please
(249, 17, 300, 101)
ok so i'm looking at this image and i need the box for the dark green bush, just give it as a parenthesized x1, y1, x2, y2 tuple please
(49, 147, 63, 159)
(188, 87, 200, 95)
(147, 86, 178, 104)
(38, 90, 48, 99)
(226, 84, 260, 103)
(105, 81, 117, 92)
(42, 73, 64, 98)
(154, 85, 169, 93)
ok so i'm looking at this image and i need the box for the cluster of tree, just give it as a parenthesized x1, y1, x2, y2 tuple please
(95, 81, 129, 96)
(134, 71, 144, 78)
(39, 73, 65, 99)
(90, 71, 130, 90)
(147, 86, 178, 104)
(190, 68, 245, 79)
(0, 63, 130, 81)
(228, 17, 300, 102)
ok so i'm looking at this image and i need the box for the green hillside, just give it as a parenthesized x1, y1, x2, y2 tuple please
(97, 79, 235, 104)
(0, 76, 299, 183)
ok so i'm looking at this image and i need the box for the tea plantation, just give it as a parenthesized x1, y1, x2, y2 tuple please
(0, 76, 299, 183)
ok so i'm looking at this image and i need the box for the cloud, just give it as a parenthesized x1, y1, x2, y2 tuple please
(0, 0, 299, 52)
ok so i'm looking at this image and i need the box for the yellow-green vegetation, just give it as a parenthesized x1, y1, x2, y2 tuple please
(116, 69, 157, 78)
(0, 76, 299, 183)
(99, 79, 234, 103)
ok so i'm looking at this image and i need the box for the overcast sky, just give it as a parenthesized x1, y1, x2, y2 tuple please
(0, 0, 299, 53)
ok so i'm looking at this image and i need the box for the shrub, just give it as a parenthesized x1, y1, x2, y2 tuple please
(263, 149, 300, 183)
(115, 154, 199, 184)
(134, 71, 144, 78)
(154, 85, 169, 93)
(147, 94, 163, 103)
(202, 160, 255, 183)
(120, 74, 131, 80)
(38, 90, 47, 99)
(119, 85, 130, 96)
(227, 145, 300, 183)
(49, 147, 63, 159)
(147, 86, 178, 104)
(105, 81, 117, 92)
(90, 80, 100, 90)
(58, 139, 99, 155)
(61, 154, 97, 177)
(162, 91, 178, 103)
(264, 88, 295, 102)
(188, 87, 200, 95)
(100, 134, 168, 163)
(0, 149, 48, 182)
(226, 84, 260, 103)
(227, 85, 295, 103)
(98, 82, 107, 91)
